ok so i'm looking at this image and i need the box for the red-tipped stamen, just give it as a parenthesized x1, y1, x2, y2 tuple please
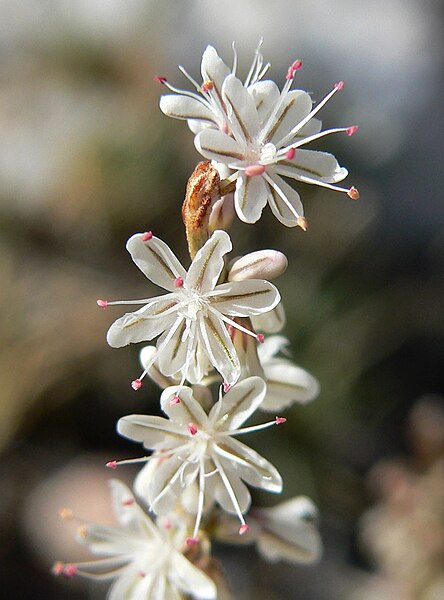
(63, 564, 78, 578)
(201, 80, 214, 92)
(96, 299, 108, 309)
(239, 523, 249, 535)
(174, 276, 184, 288)
(154, 76, 167, 85)
(106, 460, 118, 469)
(347, 186, 360, 200)
(187, 423, 198, 436)
(245, 164, 266, 177)
(169, 394, 181, 405)
(335, 81, 344, 90)
(275, 416, 287, 425)
(223, 382, 231, 393)
(131, 378, 143, 391)
(224, 417, 287, 437)
(59, 507, 73, 520)
(285, 147, 296, 160)
(286, 59, 303, 80)
(346, 125, 359, 136)
(121, 498, 135, 506)
(164, 517, 172, 529)
(141, 231, 153, 241)
(186, 536, 199, 547)
(52, 562, 64, 576)
(257, 333, 265, 344)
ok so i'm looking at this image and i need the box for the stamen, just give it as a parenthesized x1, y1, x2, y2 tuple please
(154, 76, 167, 84)
(52, 561, 65, 576)
(245, 164, 266, 177)
(59, 507, 73, 520)
(186, 536, 199, 547)
(285, 147, 296, 160)
(121, 498, 135, 506)
(77, 525, 88, 538)
(213, 455, 247, 528)
(214, 311, 260, 341)
(141, 231, 153, 241)
(96, 299, 108, 309)
(225, 417, 287, 436)
(174, 276, 184, 288)
(169, 395, 181, 405)
(131, 378, 143, 391)
(164, 517, 172, 529)
(239, 524, 249, 535)
(223, 382, 231, 393)
(275, 416, 287, 424)
(335, 81, 345, 90)
(297, 216, 308, 231)
(201, 80, 214, 92)
(187, 423, 198, 436)
(286, 59, 303, 80)
(347, 186, 360, 200)
(63, 564, 78, 577)
(256, 333, 265, 344)
(346, 125, 359, 136)
(106, 461, 118, 469)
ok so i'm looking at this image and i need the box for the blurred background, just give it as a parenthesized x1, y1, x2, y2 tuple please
(1, 1, 443, 598)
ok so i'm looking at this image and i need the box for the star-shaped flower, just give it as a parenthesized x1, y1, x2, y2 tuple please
(98, 230, 280, 388)
(53, 479, 217, 600)
(114, 377, 284, 542)
(194, 73, 359, 227)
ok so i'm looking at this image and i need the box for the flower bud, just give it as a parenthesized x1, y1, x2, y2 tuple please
(228, 250, 288, 282)
(208, 194, 235, 232)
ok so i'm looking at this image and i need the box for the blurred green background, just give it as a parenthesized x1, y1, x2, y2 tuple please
(1, 1, 443, 598)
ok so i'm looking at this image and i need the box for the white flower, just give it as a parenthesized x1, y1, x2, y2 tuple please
(159, 41, 270, 135)
(115, 377, 284, 542)
(215, 496, 322, 565)
(194, 71, 359, 227)
(53, 479, 217, 600)
(98, 230, 280, 388)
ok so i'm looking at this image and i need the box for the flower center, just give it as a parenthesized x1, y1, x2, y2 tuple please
(177, 290, 209, 321)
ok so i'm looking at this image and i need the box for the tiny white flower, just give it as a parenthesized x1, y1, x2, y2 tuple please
(114, 377, 284, 543)
(195, 70, 359, 227)
(215, 496, 322, 565)
(98, 230, 280, 389)
(53, 479, 217, 600)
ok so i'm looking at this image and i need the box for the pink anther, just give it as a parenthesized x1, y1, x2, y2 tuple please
(106, 460, 118, 469)
(186, 536, 199, 547)
(245, 164, 266, 177)
(286, 60, 303, 80)
(141, 231, 153, 241)
(187, 423, 198, 436)
(285, 147, 296, 160)
(63, 565, 78, 578)
(346, 125, 359, 137)
(275, 416, 287, 425)
(169, 395, 181, 405)
(347, 186, 360, 200)
(96, 299, 108, 309)
(131, 379, 143, 391)
(52, 562, 64, 576)
(122, 498, 135, 506)
(223, 382, 231, 393)
(201, 80, 214, 92)
(239, 524, 249, 535)
(164, 517, 172, 529)
(257, 333, 265, 344)
(154, 76, 167, 84)
(335, 81, 345, 90)
(174, 276, 184, 288)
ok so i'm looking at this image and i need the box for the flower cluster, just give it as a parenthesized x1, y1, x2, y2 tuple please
(56, 41, 359, 599)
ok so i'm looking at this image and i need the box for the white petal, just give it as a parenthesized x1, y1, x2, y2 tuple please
(160, 385, 210, 428)
(257, 334, 289, 362)
(262, 360, 320, 411)
(209, 280, 280, 317)
(265, 172, 303, 227)
(186, 230, 232, 293)
(198, 312, 240, 385)
(109, 479, 154, 535)
(117, 414, 186, 450)
(160, 95, 216, 123)
(148, 455, 199, 514)
(156, 319, 191, 377)
(207, 468, 251, 515)
(251, 303, 286, 334)
(108, 568, 143, 600)
(169, 552, 217, 599)
(266, 90, 313, 145)
(195, 128, 246, 164)
(106, 296, 178, 348)
(222, 74, 260, 142)
(140, 345, 179, 389)
(234, 171, 269, 224)
(209, 376, 266, 431)
(201, 45, 231, 99)
(275, 149, 348, 184)
(126, 234, 187, 292)
(248, 80, 280, 125)
(214, 436, 283, 493)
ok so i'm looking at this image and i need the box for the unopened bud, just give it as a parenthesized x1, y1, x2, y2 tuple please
(228, 250, 288, 282)
(208, 195, 235, 233)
